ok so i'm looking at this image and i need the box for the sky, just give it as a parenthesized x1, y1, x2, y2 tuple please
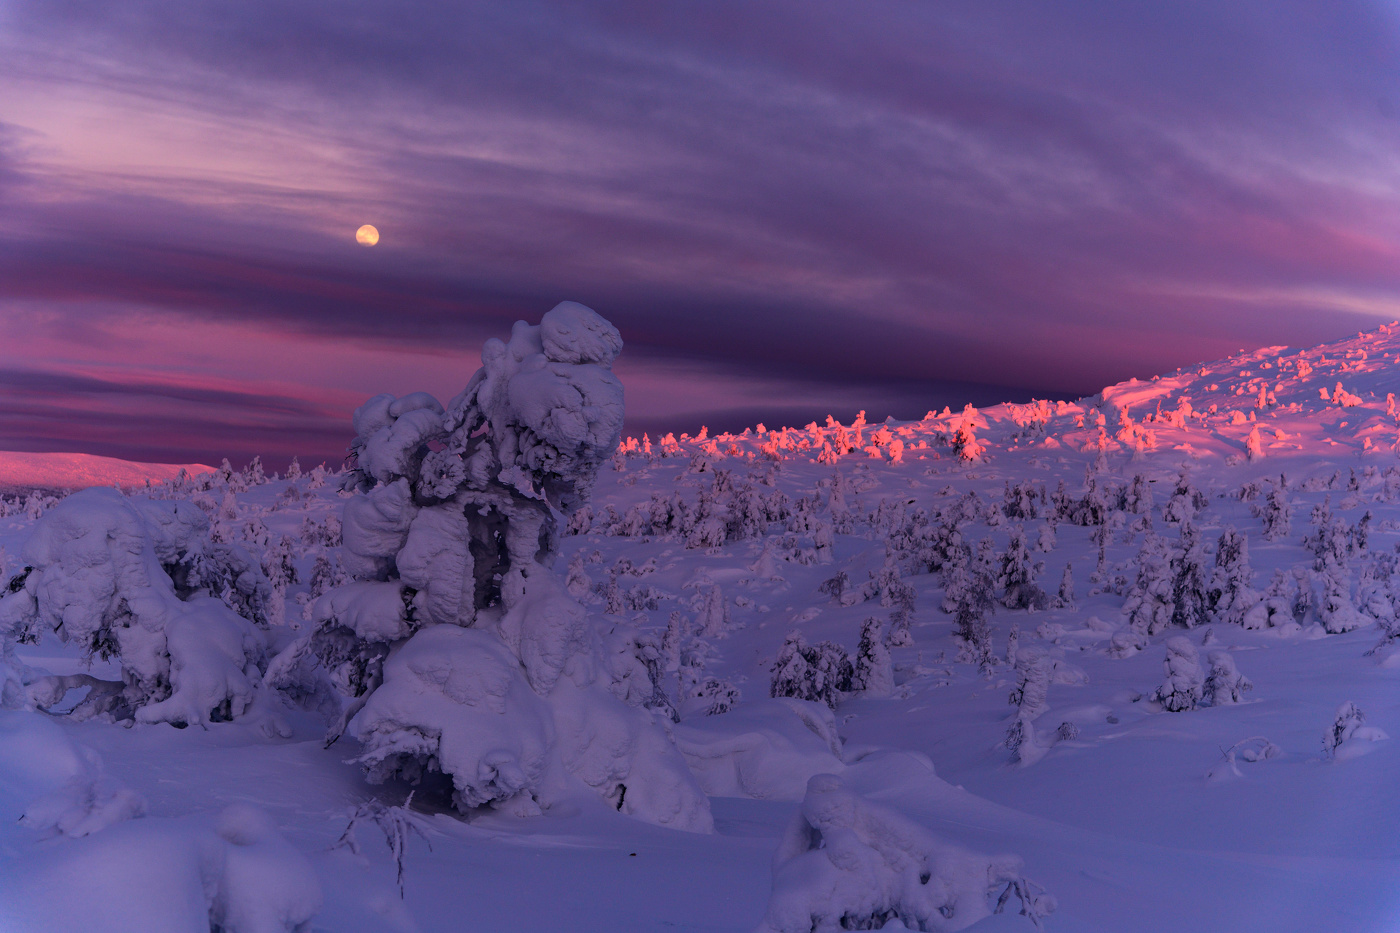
(3, 1, 1400, 469)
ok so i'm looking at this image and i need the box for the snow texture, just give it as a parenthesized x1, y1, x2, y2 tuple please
(0, 488, 268, 725)
(756, 773, 1052, 932)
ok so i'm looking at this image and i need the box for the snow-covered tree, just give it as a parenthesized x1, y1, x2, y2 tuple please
(308, 303, 712, 832)
(1203, 650, 1252, 706)
(999, 526, 1048, 611)
(1253, 478, 1292, 541)
(695, 584, 730, 638)
(1052, 563, 1076, 610)
(946, 541, 997, 671)
(1162, 472, 1207, 525)
(769, 632, 854, 709)
(1152, 636, 1204, 712)
(951, 405, 985, 462)
(0, 489, 272, 726)
(1169, 522, 1209, 630)
(1007, 649, 1053, 720)
(1124, 474, 1153, 515)
(853, 617, 894, 696)
(1207, 527, 1259, 625)
(1124, 534, 1174, 635)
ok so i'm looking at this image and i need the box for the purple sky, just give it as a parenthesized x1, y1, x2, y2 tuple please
(3, 1, 1400, 469)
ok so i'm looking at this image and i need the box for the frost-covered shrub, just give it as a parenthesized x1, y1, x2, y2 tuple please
(1124, 534, 1174, 635)
(770, 632, 854, 709)
(1008, 650, 1053, 720)
(1207, 527, 1260, 626)
(756, 773, 1053, 933)
(0, 489, 270, 726)
(332, 796, 434, 898)
(1004, 713, 1077, 768)
(1152, 636, 1204, 712)
(1106, 629, 1146, 658)
(853, 617, 894, 696)
(1324, 702, 1365, 758)
(313, 304, 712, 832)
(1203, 651, 1252, 706)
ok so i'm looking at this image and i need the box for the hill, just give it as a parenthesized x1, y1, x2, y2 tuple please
(0, 450, 215, 494)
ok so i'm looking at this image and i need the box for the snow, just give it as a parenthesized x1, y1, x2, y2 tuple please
(757, 773, 1051, 932)
(9, 319, 1400, 929)
(0, 450, 215, 493)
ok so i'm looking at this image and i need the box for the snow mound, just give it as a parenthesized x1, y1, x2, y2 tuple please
(0, 805, 321, 933)
(354, 621, 713, 832)
(756, 773, 1053, 933)
(673, 698, 845, 800)
(0, 710, 145, 835)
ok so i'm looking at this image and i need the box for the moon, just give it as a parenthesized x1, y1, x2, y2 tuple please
(355, 224, 379, 247)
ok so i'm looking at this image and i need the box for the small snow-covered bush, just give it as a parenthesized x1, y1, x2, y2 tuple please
(1322, 701, 1388, 760)
(853, 617, 894, 696)
(756, 773, 1053, 932)
(1153, 636, 1204, 712)
(1203, 650, 1252, 706)
(770, 632, 853, 709)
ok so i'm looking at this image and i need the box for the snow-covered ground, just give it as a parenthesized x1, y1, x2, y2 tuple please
(4, 313, 1400, 932)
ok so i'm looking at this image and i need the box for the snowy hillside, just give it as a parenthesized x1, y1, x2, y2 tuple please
(0, 451, 215, 494)
(4, 313, 1400, 932)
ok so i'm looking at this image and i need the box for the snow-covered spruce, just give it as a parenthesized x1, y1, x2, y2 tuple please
(1203, 651, 1252, 706)
(1322, 701, 1388, 760)
(853, 616, 895, 696)
(0, 488, 270, 726)
(1152, 636, 1204, 713)
(311, 303, 713, 832)
(755, 773, 1053, 932)
(769, 631, 854, 709)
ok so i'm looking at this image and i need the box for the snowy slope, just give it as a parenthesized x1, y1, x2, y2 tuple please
(5, 322, 1400, 932)
(0, 450, 215, 493)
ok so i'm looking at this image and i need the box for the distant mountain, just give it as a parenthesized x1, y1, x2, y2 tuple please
(0, 451, 215, 493)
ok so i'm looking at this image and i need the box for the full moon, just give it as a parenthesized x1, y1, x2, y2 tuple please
(355, 224, 379, 246)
